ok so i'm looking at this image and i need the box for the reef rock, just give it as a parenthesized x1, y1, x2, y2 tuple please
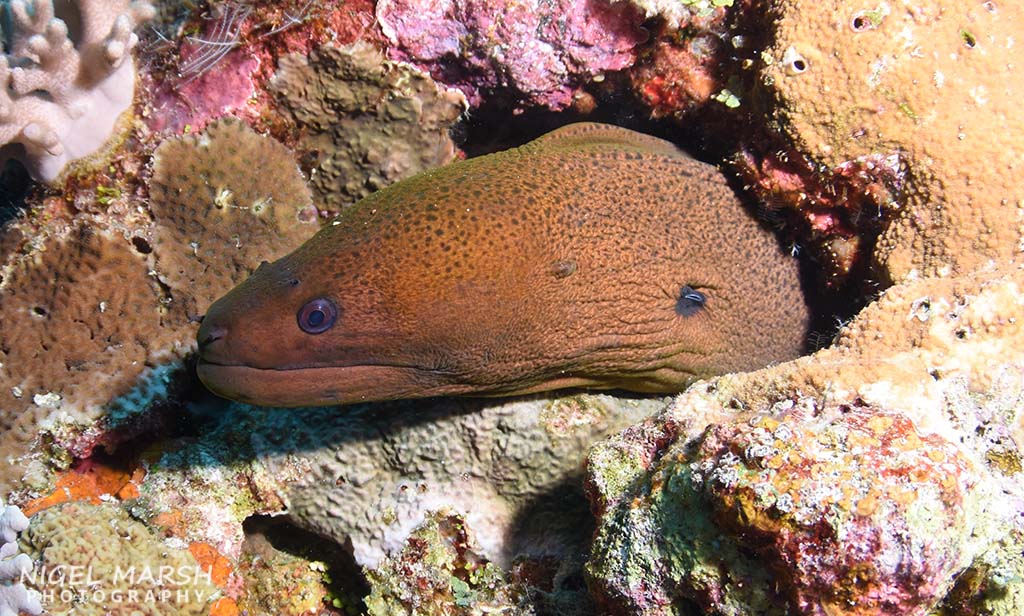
(586, 262, 1024, 614)
(363, 510, 533, 615)
(740, 0, 1024, 283)
(133, 394, 664, 574)
(377, 0, 647, 109)
(271, 42, 467, 214)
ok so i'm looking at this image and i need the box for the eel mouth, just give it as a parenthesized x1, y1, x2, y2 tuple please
(196, 360, 611, 408)
(196, 360, 467, 408)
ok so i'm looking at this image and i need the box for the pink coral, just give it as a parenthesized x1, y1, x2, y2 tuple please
(377, 0, 647, 109)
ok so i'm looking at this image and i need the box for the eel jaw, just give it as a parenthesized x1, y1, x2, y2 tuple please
(196, 361, 474, 408)
(195, 361, 615, 408)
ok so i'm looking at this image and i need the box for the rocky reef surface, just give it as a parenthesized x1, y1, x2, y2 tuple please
(0, 0, 1021, 614)
(587, 262, 1024, 614)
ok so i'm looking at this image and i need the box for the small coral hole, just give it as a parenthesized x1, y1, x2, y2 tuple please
(851, 14, 872, 32)
(130, 236, 153, 254)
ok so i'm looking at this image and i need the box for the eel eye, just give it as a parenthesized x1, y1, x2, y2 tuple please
(297, 297, 338, 334)
(675, 285, 707, 317)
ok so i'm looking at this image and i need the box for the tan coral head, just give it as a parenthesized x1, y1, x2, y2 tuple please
(196, 123, 811, 407)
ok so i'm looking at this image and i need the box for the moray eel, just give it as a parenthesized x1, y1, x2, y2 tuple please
(197, 123, 810, 407)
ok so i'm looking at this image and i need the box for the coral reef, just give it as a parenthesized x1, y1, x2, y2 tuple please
(0, 502, 41, 616)
(271, 42, 466, 213)
(0, 120, 318, 495)
(586, 262, 1024, 614)
(134, 393, 663, 572)
(377, 0, 647, 109)
(19, 501, 219, 615)
(627, 2, 735, 118)
(363, 510, 531, 615)
(739, 0, 1024, 283)
(0, 0, 155, 181)
(149, 118, 319, 315)
(1, 1, 1020, 612)
(0, 223, 189, 489)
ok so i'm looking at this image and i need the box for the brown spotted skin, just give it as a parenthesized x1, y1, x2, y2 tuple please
(197, 123, 810, 407)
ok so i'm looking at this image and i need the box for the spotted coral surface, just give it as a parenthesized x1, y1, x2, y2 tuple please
(587, 262, 1024, 614)
(0, 223, 188, 488)
(742, 0, 1024, 283)
(271, 42, 466, 214)
(149, 118, 320, 316)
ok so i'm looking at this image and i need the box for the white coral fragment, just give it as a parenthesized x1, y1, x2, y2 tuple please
(0, 503, 41, 616)
(0, 0, 155, 180)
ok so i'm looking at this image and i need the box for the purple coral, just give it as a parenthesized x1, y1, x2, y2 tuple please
(0, 0, 154, 181)
(377, 0, 647, 109)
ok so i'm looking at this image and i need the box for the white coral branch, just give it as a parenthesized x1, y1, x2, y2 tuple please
(0, 0, 155, 181)
(0, 503, 41, 616)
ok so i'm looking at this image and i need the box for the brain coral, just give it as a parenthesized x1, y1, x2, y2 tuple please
(586, 262, 1024, 614)
(745, 0, 1024, 283)
(19, 501, 218, 615)
(149, 118, 320, 316)
(271, 42, 467, 214)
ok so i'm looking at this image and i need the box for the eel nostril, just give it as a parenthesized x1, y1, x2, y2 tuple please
(199, 324, 227, 349)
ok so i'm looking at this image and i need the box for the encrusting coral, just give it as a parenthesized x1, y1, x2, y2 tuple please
(586, 262, 1024, 614)
(19, 501, 219, 615)
(149, 118, 320, 316)
(0, 501, 41, 616)
(739, 0, 1024, 284)
(272, 42, 467, 214)
(0, 120, 318, 495)
(363, 510, 532, 615)
(132, 393, 663, 582)
(0, 0, 155, 181)
(376, 0, 647, 109)
(0, 223, 189, 488)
